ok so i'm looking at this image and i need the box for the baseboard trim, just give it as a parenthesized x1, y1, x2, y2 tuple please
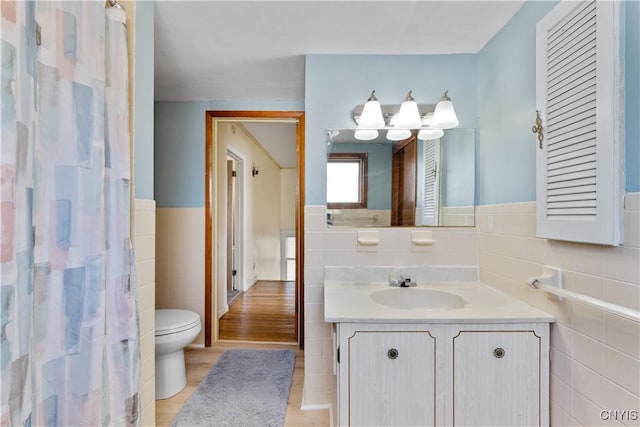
(218, 304, 228, 319)
(300, 403, 331, 411)
(300, 403, 333, 427)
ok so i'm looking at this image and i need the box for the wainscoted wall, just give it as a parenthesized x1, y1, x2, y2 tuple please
(308, 195, 640, 422)
(132, 198, 157, 426)
(302, 206, 478, 407)
(477, 194, 640, 426)
(155, 208, 206, 345)
(439, 206, 475, 227)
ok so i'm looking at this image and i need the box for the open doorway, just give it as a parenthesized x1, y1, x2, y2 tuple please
(204, 111, 305, 348)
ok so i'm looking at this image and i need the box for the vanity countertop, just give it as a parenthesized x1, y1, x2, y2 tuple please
(324, 281, 555, 324)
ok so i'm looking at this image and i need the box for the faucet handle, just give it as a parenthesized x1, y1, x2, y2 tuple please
(388, 272, 400, 287)
(388, 273, 417, 287)
(400, 276, 417, 287)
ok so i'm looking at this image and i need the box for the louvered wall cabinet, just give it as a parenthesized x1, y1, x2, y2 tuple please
(535, 0, 624, 245)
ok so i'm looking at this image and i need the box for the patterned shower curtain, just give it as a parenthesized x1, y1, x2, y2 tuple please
(1, 1, 139, 426)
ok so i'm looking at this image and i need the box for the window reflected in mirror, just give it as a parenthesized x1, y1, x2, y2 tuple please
(327, 153, 368, 209)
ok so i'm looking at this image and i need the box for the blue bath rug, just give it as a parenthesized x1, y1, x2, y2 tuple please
(171, 348, 296, 427)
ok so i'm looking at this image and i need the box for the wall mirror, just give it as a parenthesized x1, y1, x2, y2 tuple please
(326, 128, 476, 227)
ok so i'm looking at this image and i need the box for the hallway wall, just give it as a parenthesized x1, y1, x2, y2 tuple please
(222, 123, 283, 286)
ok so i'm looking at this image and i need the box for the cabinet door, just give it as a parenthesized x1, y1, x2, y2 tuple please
(535, 0, 623, 245)
(348, 331, 436, 427)
(452, 330, 541, 426)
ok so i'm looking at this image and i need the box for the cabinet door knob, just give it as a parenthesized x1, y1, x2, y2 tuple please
(387, 348, 399, 359)
(493, 347, 506, 358)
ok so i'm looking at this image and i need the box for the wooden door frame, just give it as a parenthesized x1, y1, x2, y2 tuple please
(205, 110, 305, 348)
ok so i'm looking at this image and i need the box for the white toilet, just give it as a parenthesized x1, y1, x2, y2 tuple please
(155, 309, 201, 399)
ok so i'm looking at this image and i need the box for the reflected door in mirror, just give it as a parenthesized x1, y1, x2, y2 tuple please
(391, 136, 417, 226)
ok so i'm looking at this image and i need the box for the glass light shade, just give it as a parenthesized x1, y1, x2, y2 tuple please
(354, 129, 379, 141)
(395, 100, 423, 128)
(358, 99, 385, 128)
(417, 128, 444, 141)
(431, 99, 459, 129)
(386, 129, 412, 141)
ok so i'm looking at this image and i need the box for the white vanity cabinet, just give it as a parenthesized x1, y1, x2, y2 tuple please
(336, 322, 549, 427)
(446, 324, 549, 426)
(337, 323, 445, 427)
(325, 280, 554, 427)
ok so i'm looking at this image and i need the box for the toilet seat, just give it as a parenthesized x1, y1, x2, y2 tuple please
(155, 309, 201, 337)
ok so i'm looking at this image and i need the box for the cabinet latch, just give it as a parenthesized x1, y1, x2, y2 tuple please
(532, 110, 544, 149)
(337, 346, 340, 364)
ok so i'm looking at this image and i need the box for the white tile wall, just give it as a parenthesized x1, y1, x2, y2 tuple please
(477, 193, 640, 426)
(303, 205, 479, 408)
(439, 205, 475, 227)
(132, 198, 156, 426)
(155, 208, 206, 345)
(153, 196, 639, 426)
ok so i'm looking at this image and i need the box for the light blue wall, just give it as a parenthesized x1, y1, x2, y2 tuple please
(476, 1, 558, 205)
(154, 102, 207, 207)
(626, 0, 640, 192)
(134, 0, 154, 200)
(441, 128, 475, 207)
(477, 0, 640, 204)
(305, 54, 478, 205)
(154, 100, 303, 207)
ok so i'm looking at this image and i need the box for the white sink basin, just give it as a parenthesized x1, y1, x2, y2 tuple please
(370, 288, 467, 310)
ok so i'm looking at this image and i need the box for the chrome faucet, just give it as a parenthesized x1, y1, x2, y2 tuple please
(389, 275, 417, 287)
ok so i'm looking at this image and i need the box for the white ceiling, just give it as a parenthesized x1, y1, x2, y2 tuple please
(241, 122, 298, 168)
(154, 1, 524, 169)
(154, 1, 525, 102)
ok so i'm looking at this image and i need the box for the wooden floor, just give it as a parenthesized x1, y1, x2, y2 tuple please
(219, 280, 297, 343)
(155, 341, 330, 427)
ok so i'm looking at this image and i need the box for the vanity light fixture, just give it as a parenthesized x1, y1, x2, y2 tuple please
(357, 90, 385, 129)
(352, 90, 459, 141)
(354, 91, 384, 141)
(431, 90, 459, 129)
(385, 91, 422, 141)
(394, 91, 423, 129)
